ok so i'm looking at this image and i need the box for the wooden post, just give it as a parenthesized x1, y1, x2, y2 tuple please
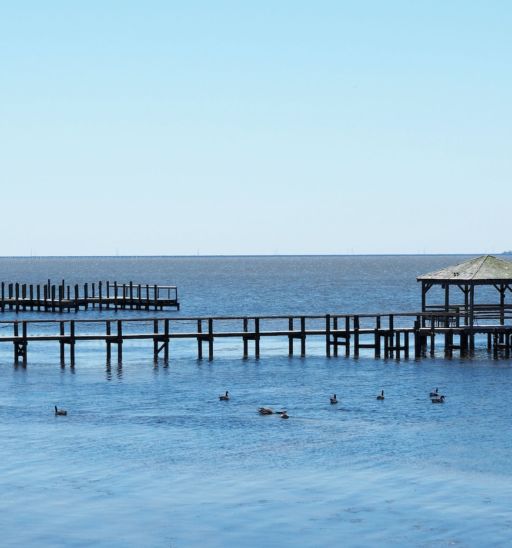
(59, 321, 65, 365)
(444, 331, 452, 358)
(164, 319, 169, 361)
(255, 317, 260, 358)
(500, 284, 505, 326)
(36, 284, 41, 311)
(1, 281, 4, 312)
(208, 318, 214, 360)
(145, 284, 150, 310)
(153, 319, 159, 361)
(460, 332, 468, 357)
(74, 284, 79, 312)
(114, 282, 118, 311)
(8, 283, 13, 310)
(84, 283, 88, 310)
(389, 315, 394, 358)
(13, 321, 19, 364)
(29, 284, 34, 311)
(70, 320, 75, 366)
(243, 317, 248, 359)
(67, 285, 71, 312)
(153, 284, 158, 311)
(444, 283, 450, 327)
(106, 281, 110, 309)
(404, 330, 409, 358)
(58, 283, 63, 311)
(121, 284, 126, 309)
(353, 316, 360, 357)
(469, 284, 475, 353)
(197, 319, 203, 359)
(138, 284, 142, 309)
(15, 283, 20, 313)
(375, 316, 381, 358)
(22, 321, 27, 364)
(421, 281, 426, 327)
(333, 316, 339, 357)
(395, 330, 400, 360)
(300, 316, 306, 357)
(106, 321, 111, 363)
(92, 282, 96, 308)
(117, 320, 123, 363)
(325, 314, 331, 357)
(52, 284, 57, 312)
(345, 316, 350, 356)
(288, 317, 294, 356)
(99, 281, 103, 310)
(129, 281, 134, 310)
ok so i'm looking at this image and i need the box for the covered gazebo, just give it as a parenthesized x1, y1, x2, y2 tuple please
(417, 255, 512, 328)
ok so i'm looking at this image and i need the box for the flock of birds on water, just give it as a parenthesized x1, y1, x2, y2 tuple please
(218, 388, 446, 419)
(53, 388, 445, 418)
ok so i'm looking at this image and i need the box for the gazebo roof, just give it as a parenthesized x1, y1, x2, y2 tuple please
(417, 255, 512, 283)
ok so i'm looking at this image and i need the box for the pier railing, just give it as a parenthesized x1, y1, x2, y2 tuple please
(0, 281, 179, 312)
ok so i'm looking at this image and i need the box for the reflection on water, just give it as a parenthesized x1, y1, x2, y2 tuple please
(105, 361, 123, 381)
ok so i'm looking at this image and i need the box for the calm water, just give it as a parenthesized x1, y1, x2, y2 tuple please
(1, 256, 511, 547)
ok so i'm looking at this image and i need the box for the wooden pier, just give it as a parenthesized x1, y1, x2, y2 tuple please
(1, 311, 512, 366)
(1, 255, 511, 366)
(0, 281, 179, 312)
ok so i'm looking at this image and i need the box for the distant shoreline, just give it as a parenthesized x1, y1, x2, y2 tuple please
(0, 253, 491, 259)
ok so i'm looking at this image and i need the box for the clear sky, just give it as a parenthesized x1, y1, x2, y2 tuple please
(1, 1, 510, 256)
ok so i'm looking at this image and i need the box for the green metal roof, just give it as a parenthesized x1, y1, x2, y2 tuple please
(417, 255, 512, 282)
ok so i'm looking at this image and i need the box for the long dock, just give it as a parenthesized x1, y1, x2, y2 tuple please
(0, 281, 179, 312)
(1, 311, 511, 366)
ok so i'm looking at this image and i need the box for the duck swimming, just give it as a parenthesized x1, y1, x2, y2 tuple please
(258, 407, 273, 415)
(279, 410, 289, 419)
(330, 394, 338, 404)
(219, 391, 230, 401)
(54, 405, 67, 416)
(431, 395, 445, 403)
(376, 390, 385, 401)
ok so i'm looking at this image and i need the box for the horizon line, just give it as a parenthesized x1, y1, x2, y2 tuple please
(0, 252, 507, 259)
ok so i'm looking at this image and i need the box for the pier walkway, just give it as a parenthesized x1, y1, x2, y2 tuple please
(1, 311, 511, 366)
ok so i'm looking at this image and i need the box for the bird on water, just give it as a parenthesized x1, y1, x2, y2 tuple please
(376, 390, 385, 400)
(279, 410, 289, 419)
(431, 395, 445, 403)
(54, 406, 67, 416)
(330, 394, 338, 404)
(258, 407, 273, 415)
(429, 388, 439, 397)
(219, 391, 230, 401)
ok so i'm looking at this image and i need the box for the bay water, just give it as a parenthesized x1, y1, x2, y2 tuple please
(0, 256, 511, 547)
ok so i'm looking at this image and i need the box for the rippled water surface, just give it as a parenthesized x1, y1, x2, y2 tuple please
(0, 256, 511, 547)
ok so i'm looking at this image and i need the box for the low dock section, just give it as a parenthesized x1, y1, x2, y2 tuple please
(0, 281, 179, 312)
(1, 312, 512, 366)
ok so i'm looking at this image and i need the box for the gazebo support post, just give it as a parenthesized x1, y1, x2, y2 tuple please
(463, 285, 469, 326)
(444, 284, 450, 327)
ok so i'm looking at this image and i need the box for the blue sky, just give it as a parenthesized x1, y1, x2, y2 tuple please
(1, 1, 510, 255)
